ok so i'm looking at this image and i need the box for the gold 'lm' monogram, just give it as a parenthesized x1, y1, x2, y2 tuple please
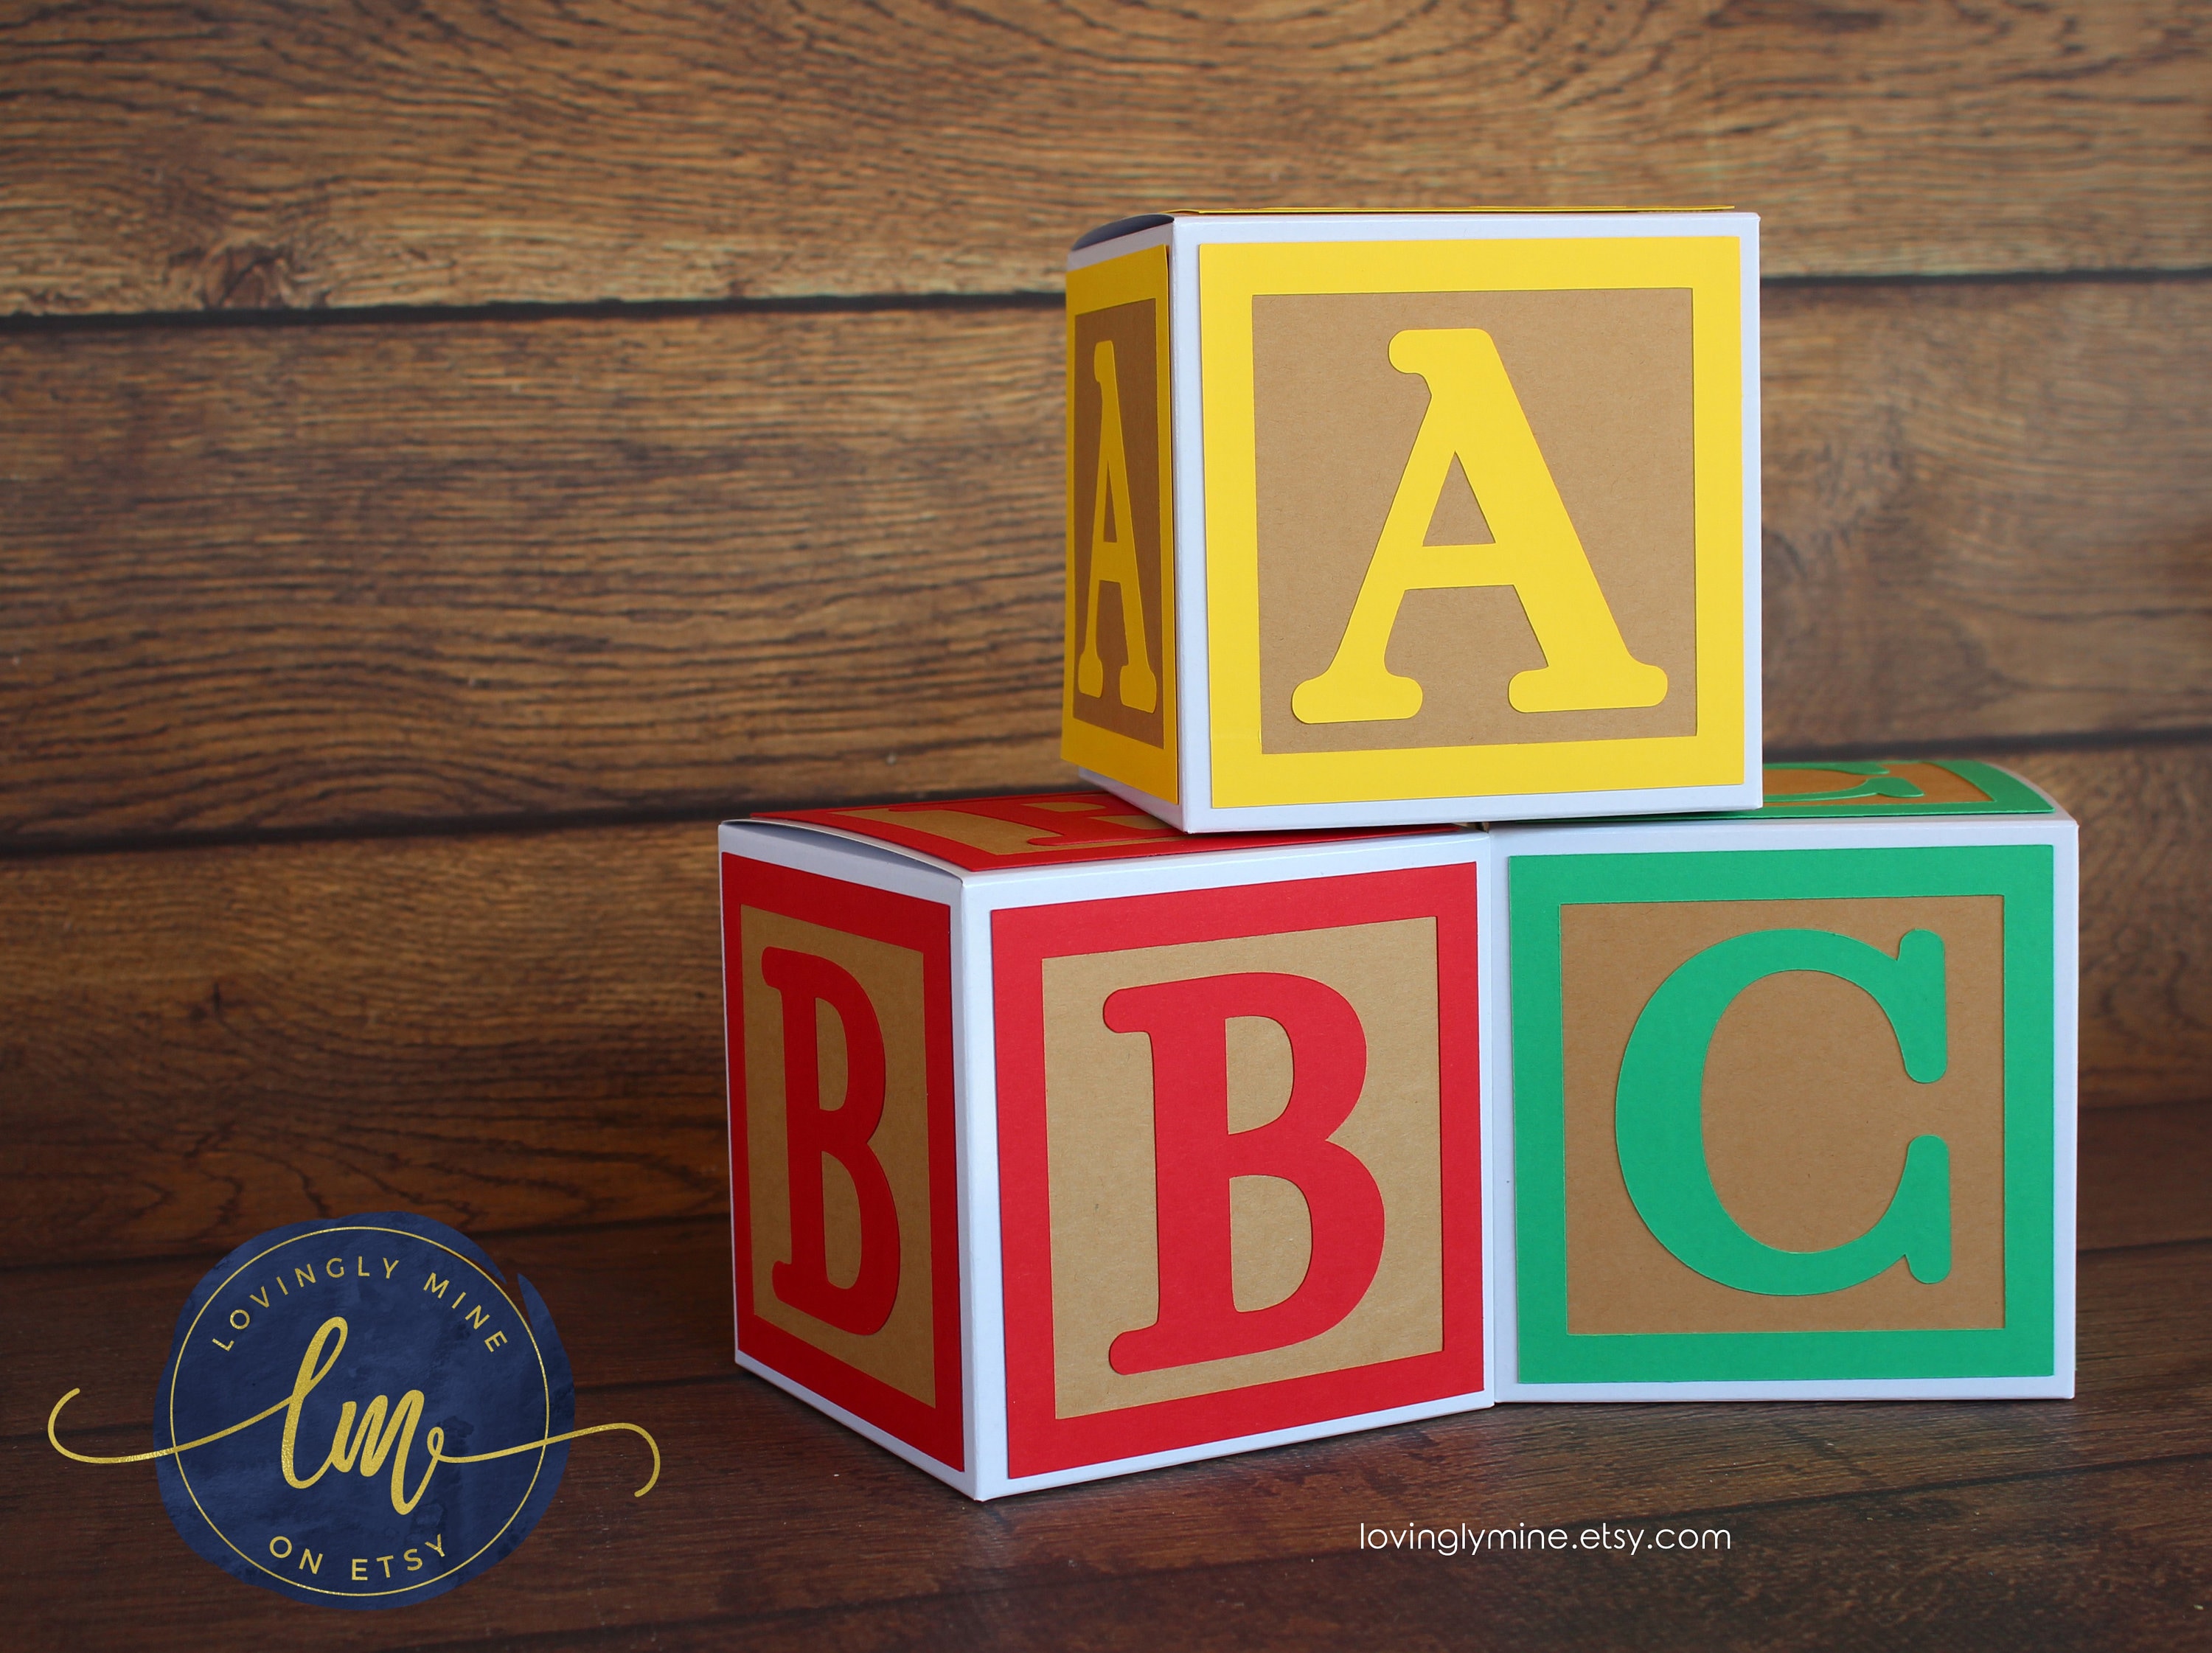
(277, 1316, 437, 1512)
(48, 1315, 660, 1503)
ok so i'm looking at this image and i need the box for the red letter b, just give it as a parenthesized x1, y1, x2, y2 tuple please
(762, 947, 901, 1336)
(1103, 971, 1385, 1374)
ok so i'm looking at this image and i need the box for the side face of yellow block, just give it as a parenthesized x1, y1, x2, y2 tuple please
(1063, 245, 1178, 805)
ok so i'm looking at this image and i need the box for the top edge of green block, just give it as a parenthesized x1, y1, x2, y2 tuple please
(1716, 758, 2057, 820)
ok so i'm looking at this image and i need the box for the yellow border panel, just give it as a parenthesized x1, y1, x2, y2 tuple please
(1201, 237, 1745, 809)
(1062, 245, 1178, 804)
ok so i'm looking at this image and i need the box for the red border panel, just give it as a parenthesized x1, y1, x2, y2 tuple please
(993, 863, 1483, 1478)
(761, 790, 1416, 871)
(723, 854, 964, 1470)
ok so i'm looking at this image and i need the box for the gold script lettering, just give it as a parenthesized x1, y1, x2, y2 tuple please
(276, 1318, 438, 1513)
(49, 1313, 661, 1501)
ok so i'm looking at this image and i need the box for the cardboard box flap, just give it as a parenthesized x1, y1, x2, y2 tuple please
(1071, 213, 1176, 252)
(757, 790, 1417, 873)
(1070, 206, 1739, 252)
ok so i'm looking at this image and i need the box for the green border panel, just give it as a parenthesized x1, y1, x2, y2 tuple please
(1733, 759, 2055, 820)
(1511, 843, 2056, 1385)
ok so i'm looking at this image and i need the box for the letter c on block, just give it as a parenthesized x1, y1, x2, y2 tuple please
(1765, 760, 1927, 805)
(1613, 928, 1953, 1295)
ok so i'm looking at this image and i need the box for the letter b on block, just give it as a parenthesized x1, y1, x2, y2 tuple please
(761, 947, 902, 1334)
(1102, 972, 1386, 1373)
(733, 874, 951, 1449)
(1012, 874, 1475, 1465)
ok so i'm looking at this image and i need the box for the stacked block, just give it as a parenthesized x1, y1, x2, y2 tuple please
(1492, 759, 2076, 1399)
(720, 792, 1490, 1497)
(1062, 209, 1762, 830)
(718, 210, 2079, 1497)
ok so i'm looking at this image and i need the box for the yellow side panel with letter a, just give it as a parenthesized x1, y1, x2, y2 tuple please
(1065, 246, 1178, 804)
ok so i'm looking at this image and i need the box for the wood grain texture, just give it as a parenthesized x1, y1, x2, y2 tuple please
(0, 821, 731, 1270)
(7, 1221, 740, 1440)
(13, 1101, 2202, 1439)
(7, 278, 2211, 846)
(0, 304, 1068, 841)
(1763, 277, 2212, 749)
(2078, 1101, 2212, 1253)
(2003, 743, 2212, 1113)
(10, 1228, 2209, 1649)
(5, 0, 2211, 315)
(0, 741, 2204, 1270)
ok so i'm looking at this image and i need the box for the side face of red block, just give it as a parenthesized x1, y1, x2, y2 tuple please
(722, 853, 965, 1471)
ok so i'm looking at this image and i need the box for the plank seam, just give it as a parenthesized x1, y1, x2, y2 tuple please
(7, 1195, 2202, 1286)
(1771, 726, 2212, 765)
(5, 727, 2210, 865)
(15, 1236, 2206, 1446)
(6, 265, 2209, 336)
(0, 290, 1066, 336)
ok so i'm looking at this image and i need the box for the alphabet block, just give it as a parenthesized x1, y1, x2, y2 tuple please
(1062, 209, 1761, 832)
(1489, 760, 2076, 1399)
(720, 790, 1491, 1496)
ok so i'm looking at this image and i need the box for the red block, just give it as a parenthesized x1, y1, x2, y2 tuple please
(721, 790, 1492, 1497)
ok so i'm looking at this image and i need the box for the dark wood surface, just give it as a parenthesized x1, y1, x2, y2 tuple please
(10, 1106, 2209, 1649)
(6, 0, 2210, 310)
(5, 278, 2212, 846)
(7, 0, 2211, 1644)
(0, 742, 2207, 1283)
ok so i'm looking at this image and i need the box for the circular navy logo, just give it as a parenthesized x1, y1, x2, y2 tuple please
(149, 1212, 574, 1608)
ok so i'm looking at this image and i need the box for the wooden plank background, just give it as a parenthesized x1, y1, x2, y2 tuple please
(6, 1, 2211, 309)
(7, 279, 2211, 843)
(7, 1122, 2211, 1645)
(0, 741, 2206, 1276)
(4, 0, 2210, 1643)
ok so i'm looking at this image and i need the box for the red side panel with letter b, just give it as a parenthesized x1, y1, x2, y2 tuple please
(723, 855, 962, 1469)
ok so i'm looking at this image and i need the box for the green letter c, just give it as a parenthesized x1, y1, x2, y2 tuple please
(1614, 928, 1952, 1297)
(1766, 759, 1926, 804)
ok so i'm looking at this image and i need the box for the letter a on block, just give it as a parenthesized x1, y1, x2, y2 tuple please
(761, 947, 901, 1335)
(1075, 340, 1159, 714)
(1102, 972, 1386, 1374)
(1293, 328, 1668, 723)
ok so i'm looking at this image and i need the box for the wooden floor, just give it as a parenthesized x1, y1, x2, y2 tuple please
(5, 1099, 2207, 1649)
(7, 0, 2212, 1644)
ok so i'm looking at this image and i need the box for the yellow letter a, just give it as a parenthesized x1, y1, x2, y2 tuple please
(1292, 329, 1666, 723)
(1075, 341, 1158, 713)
